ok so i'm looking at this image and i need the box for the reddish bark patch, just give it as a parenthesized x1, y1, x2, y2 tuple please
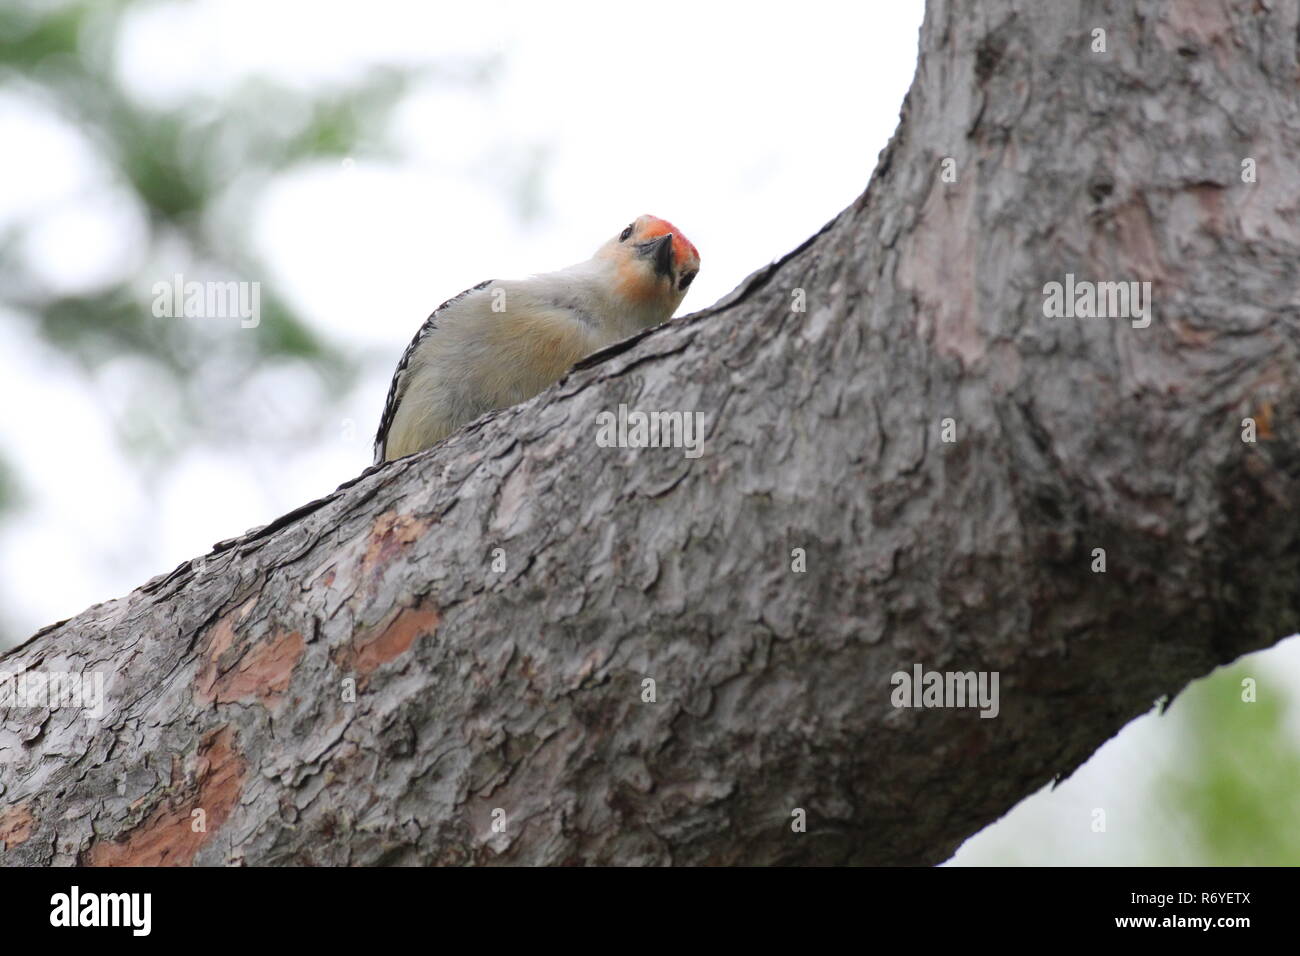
(1156, 1, 1233, 68)
(361, 512, 432, 581)
(195, 599, 250, 701)
(211, 630, 305, 708)
(0, 803, 34, 848)
(1110, 199, 1167, 284)
(1188, 182, 1226, 237)
(356, 603, 439, 675)
(84, 726, 246, 866)
(1252, 400, 1275, 440)
(195, 599, 305, 709)
(897, 175, 982, 367)
(335, 599, 440, 677)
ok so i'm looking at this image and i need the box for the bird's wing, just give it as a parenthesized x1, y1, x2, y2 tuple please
(373, 279, 494, 465)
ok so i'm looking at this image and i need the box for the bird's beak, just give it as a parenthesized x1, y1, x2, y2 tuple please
(638, 234, 676, 278)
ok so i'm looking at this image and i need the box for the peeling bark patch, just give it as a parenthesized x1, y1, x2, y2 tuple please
(352, 601, 440, 675)
(1252, 400, 1276, 440)
(194, 598, 252, 703)
(897, 178, 982, 367)
(207, 630, 305, 708)
(84, 726, 246, 866)
(1188, 183, 1227, 236)
(194, 597, 305, 708)
(1157, 0, 1234, 60)
(1112, 199, 1169, 284)
(492, 461, 532, 533)
(362, 512, 432, 579)
(0, 803, 34, 849)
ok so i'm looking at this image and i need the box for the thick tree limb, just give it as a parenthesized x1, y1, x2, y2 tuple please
(2, 0, 1299, 865)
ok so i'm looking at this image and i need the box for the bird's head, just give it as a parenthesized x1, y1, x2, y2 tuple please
(594, 215, 700, 323)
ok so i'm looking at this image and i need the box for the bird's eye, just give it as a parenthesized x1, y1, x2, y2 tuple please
(619, 223, 634, 242)
(679, 271, 697, 291)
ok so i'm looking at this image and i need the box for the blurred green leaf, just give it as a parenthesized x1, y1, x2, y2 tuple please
(0, 0, 462, 471)
(1157, 663, 1300, 864)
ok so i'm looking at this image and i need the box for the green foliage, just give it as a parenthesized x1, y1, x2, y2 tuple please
(1157, 662, 1300, 864)
(0, 0, 434, 472)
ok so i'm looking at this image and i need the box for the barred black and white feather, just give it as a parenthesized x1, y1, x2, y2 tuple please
(373, 279, 493, 464)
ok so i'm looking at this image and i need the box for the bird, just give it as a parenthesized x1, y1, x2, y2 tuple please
(373, 215, 700, 463)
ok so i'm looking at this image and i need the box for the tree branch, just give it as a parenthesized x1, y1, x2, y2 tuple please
(2, 0, 1298, 865)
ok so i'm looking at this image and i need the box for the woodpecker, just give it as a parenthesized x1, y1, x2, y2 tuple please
(373, 215, 700, 463)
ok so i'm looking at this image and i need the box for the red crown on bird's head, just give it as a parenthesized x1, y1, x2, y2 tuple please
(640, 216, 699, 269)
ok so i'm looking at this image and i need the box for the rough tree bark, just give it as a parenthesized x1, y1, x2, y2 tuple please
(2, 0, 1298, 866)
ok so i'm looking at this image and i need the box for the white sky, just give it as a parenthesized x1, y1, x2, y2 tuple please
(1, 0, 1296, 864)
